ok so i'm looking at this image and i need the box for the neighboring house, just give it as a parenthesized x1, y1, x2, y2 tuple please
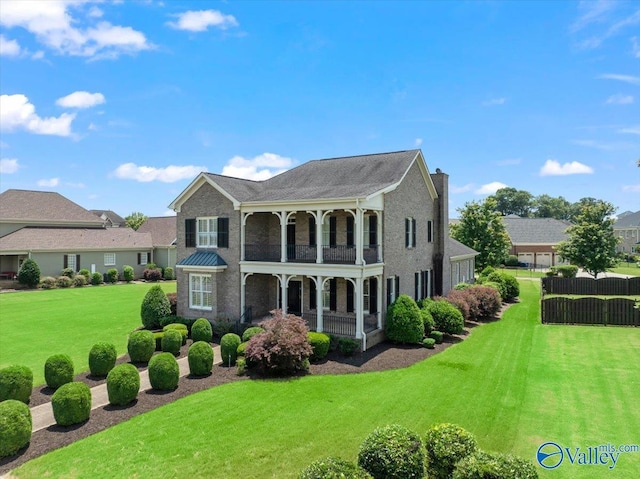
(502, 215, 570, 268)
(90, 209, 126, 227)
(613, 211, 640, 254)
(169, 149, 469, 350)
(449, 238, 478, 286)
(0, 189, 153, 279)
(137, 216, 178, 271)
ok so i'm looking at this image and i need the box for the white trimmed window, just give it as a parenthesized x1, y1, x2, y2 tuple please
(322, 216, 330, 246)
(66, 254, 76, 272)
(197, 217, 218, 248)
(190, 274, 212, 310)
(104, 253, 116, 266)
(405, 218, 416, 248)
(139, 252, 148, 265)
(322, 281, 331, 311)
(363, 279, 370, 314)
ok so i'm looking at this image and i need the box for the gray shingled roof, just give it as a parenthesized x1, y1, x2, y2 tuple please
(614, 210, 640, 228)
(177, 251, 227, 267)
(0, 227, 153, 252)
(0, 190, 106, 226)
(449, 237, 479, 259)
(203, 150, 421, 202)
(137, 216, 177, 246)
(90, 209, 126, 226)
(502, 217, 570, 245)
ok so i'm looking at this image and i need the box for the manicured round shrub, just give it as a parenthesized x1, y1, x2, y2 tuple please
(466, 286, 502, 319)
(0, 400, 32, 458)
(44, 354, 74, 389)
(153, 332, 164, 351)
(0, 365, 33, 404)
(123, 265, 134, 282)
(188, 341, 214, 376)
(127, 330, 156, 364)
(420, 308, 435, 335)
(220, 333, 242, 366)
(453, 451, 539, 479)
(91, 271, 104, 285)
(429, 331, 444, 344)
(51, 381, 91, 426)
(385, 295, 424, 344)
(163, 267, 174, 280)
(357, 424, 425, 479)
(191, 318, 213, 343)
(486, 273, 509, 300)
(106, 268, 119, 284)
(73, 275, 87, 287)
(40, 276, 56, 289)
(78, 268, 91, 281)
(163, 323, 188, 345)
(443, 290, 470, 321)
(148, 352, 179, 391)
(17, 258, 40, 288)
(56, 275, 73, 288)
(143, 268, 162, 281)
(61, 267, 75, 278)
(141, 284, 171, 329)
(424, 423, 478, 479)
(300, 457, 373, 479)
(498, 273, 520, 301)
(88, 342, 117, 377)
(242, 326, 265, 342)
(426, 300, 465, 335)
(106, 364, 140, 406)
(423, 338, 436, 349)
(308, 332, 330, 361)
(161, 329, 183, 355)
(237, 341, 248, 357)
(338, 337, 359, 356)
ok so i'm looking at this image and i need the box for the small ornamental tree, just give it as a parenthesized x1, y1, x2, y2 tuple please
(140, 284, 171, 330)
(385, 295, 424, 344)
(244, 310, 313, 375)
(17, 258, 40, 288)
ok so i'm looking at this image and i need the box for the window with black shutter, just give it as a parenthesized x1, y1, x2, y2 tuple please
(329, 216, 337, 247)
(427, 220, 433, 243)
(310, 279, 316, 309)
(185, 219, 196, 247)
(346, 280, 354, 312)
(346, 216, 354, 247)
(386, 277, 393, 306)
(412, 218, 417, 247)
(217, 218, 229, 248)
(415, 272, 420, 301)
(309, 217, 316, 245)
(330, 279, 337, 311)
(405, 218, 410, 247)
(369, 215, 377, 246)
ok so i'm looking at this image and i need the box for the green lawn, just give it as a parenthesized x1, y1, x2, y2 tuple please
(0, 282, 176, 386)
(609, 265, 640, 277)
(497, 267, 547, 278)
(11, 281, 640, 479)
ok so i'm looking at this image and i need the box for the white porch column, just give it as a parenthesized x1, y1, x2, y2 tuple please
(355, 208, 363, 265)
(280, 211, 287, 263)
(377, 274, 383, 329)
(278, 274, 288, 315)
(355, 277, 363, 339)
(316, 209, 323, 264)
(240, 273, 252, 323)
(240, 212, 252, 261)
(316, 276, 324, 332)
(376, 211, 383, 262)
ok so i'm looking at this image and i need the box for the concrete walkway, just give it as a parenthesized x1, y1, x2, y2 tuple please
(31, 345, 221, 432)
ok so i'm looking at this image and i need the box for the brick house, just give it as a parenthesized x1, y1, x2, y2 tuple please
(502, 215, 570, 268)
(169, 150, 472, 349)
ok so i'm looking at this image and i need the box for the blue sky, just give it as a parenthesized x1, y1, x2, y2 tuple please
(1, 0, 638, 219)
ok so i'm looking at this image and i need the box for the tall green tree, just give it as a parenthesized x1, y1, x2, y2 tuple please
(488, 187, 534, 217)
(125, 212, 148, 231)
(451, 198, 510, 272)
(555, 200, 619, 278)
(532, 194, 572, 220)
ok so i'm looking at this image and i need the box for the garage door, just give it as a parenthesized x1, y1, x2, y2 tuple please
(536, 253, 552, 268)
(518, 253, 533, 267)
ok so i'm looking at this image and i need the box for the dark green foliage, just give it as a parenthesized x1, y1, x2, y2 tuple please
(357, 424, 425, 479)
(486, 273, 509, 300)
(425, 300, 464, 335)
(141, 284, 171, 329)
(220, 333, 242, 366)
(429, 331, 444, 344)
(127, 330, 155, 364)
(300, 457, 373, 479)
(163, 267, 174, 280)
(106, 268, 119, 283)
(308, 332, 330, 361)
(123, 265, 134, 282)
(72, 275, 86, 287)
(504, 255, 519, 267)
(552, 264, 579, 278)
(423, 338, 436, 349)
(91, 271, 103, 285)
(499, 274, 519, 301)
(56, 275, 73, 288)
(61, 267, 75, 278)
(338, 338, 360, 356)
(17, 258, 40, 288)
(236, 341, 248, 357)
(212, 316, 235, 337)
(163, 323, 188, 345)
(424, 423, 478, 479)
(88, 342, 117, 377)
(0, 365, 33, 403)
(161, 329, 183, 355)
(453, 451, 539, 479)
(191, 318, 213, 343)
(188, 341, 214, 376)
(479, 266, 496, 279)
(420, 308, 435, 335)
(148, 353, 179, 391)
(153, 332, 164, 351)
(78, 268, 91, 281)
(385, 295, 424, 344)
(51, 382, 91, 426)
(0, 400, 32, 458)
(236, 357, 247, 376)
(242, 326, 265, 342)
(44, 354, 74, 389)
(166, 293, 177, 315)
(106, 364, 140, 406)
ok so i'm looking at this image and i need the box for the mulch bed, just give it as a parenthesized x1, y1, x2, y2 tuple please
(0, 310, 508, 476)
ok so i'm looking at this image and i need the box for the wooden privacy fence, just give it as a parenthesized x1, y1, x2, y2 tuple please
(541, 297, 640, 326)
(542, 277, 640, 296)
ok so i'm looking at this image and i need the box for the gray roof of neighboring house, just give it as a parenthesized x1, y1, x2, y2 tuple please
(137, 217, 177, 246)
(177, 251, 227, 267)
(202, 150, 422, 203)
(0, 227, 153, 252)
(0, 189, 105, 226)
(614, 210, 640, 228)
(502, 217, 570, 245)
(90, 209, 126, 226)
(449, 237, 479, 259)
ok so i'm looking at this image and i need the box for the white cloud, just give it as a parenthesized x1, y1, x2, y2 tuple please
(475, 182, 507, 195)
(597, 74, 640, 85)
(605, 94, 634, 105)
(571, 3, 640, 49)
(0, 34, 22, 56)
(0, 94, 75, 136)
(112, 163, 207, 183)
(619, 125, 640, 135)
(167, 10, 238, 32)
(221, 153, 294, 181)
(540, 159, 594, 176)
(0, 0, 152, 59)
(0, 158, 20, 174)
(414, 138, 423, 147)
(38, 177, 60, 187)
(56, 91, 105, 108)
(622, 184, 640, 193)
(31, 50, 45, 60)
(482, 97, 506, 106)
(632, 36, 640, 58)
(570, 1, 616, 34)
(450, 183, 474, 194)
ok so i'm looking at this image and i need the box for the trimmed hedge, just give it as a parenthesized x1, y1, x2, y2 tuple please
(220, 333, 242, 366)
(153, 332, 164, 351)
(242, 326, 265, 342)
(0, 400, 32, 458)
(452, 450, 539, 479)
(148, 353, 179, 391)
(127, 330, 156, 364)
(188, 341, 214, 376)
(163, 323, 188, 345)
(425, 300, 464, 335)
(0, 365, 33, 404)
(88, 342, 117, 377)
(161, 329, 183, 355)
(106, 364, 140, 406)
(429, 331, 444, 344)
(420, 308, 435, 335)
(385, 295, 424, 344)
(423, 338, 436, 349)
(308, 332, 331, 361)
(237, 341, 248, 357)
(466, 286, 502, 319)
(191, 318, 213, 343)
(358, 424, 425, 479)
(44, 354, 74, 389)
(140, 284, 171, 330)
(300, 457, 373, 479)
(424, 423, 478, 479)
(51, 381, 91, 426)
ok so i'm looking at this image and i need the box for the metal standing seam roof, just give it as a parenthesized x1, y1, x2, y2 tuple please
(177, 251, 228, 267)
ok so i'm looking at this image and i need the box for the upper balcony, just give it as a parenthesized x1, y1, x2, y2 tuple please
(244, 244, 380, 265)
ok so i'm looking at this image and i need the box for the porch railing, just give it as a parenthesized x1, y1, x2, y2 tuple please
(303, 313, 379, 337)
(244, 244, 380, 264)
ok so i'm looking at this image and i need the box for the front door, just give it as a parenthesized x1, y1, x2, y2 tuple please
(287, 280, 302, 316)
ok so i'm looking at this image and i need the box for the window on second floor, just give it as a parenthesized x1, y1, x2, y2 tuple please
(427, 220, 433, 243)
(185, 217, 229, 248)
(198, 217, 218, 247)
(405, 218, 417, 248)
